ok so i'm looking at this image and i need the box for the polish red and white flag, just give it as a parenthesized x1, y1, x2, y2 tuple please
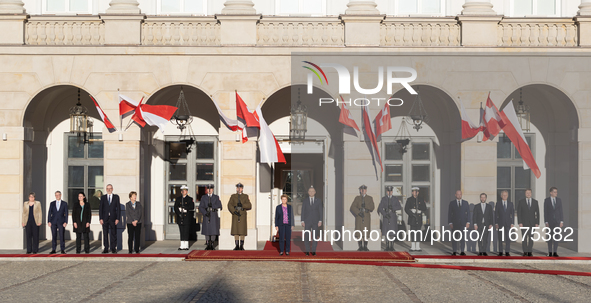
(212, 97, 240, 132)
(460, 101, 482, 140)
(338, 95, 360, 131)
(362, 104, 383, 172)
(482, 93, 504, 141)
(235, 92, 260, 143)
(254, 106, 286, 164)
(119, 94, 141, 117)
(374, 101, 392, 139)
(89, 95, 117, 133)
(138, 104, 178, 133)
(499, 101, 541, 178)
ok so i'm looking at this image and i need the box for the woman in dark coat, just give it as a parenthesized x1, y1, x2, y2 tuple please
(198, 184, 222, 250)
(275, 194, 295, 256)
(72, 192, 92, 254)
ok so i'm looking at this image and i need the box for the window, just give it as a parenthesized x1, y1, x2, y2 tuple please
(383, 139, 434, 226)
(276, 0, 325, 16)
(43, 0, 92, 14)
(65, 134, 104, 211)
(396, 0, 445, 16)
(158, 0, 207, 15)
(512, 0, 559, 16)
(496, 133, 535, 203)
(165, 137, 217, 234)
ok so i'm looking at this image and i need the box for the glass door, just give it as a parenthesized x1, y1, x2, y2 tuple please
(165, 137, 217, 239)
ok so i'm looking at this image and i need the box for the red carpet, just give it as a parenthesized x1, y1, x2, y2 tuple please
(263, 241, 334, 252)
(0, 253, 185, 258)
(186, 250, 414, 262)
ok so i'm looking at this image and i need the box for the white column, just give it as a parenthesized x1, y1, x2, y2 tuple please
(106, 0, 140, 14)
(579, 0, 591, 15)
(0, 0, 25, 14)
(345, 0, 379, 15)
(221, 0, 256, 14)
(461, 0, 496, 15)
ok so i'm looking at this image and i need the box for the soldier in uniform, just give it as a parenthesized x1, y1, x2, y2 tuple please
(198, 184, 222, 250)
(350, 185, 375, 251)
(228, 182, 252, 250)
(405, 187, 427, 251)
(174, 185, 195, 251)
(377, 186, 402, 251)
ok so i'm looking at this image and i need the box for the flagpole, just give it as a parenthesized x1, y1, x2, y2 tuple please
(118, 88, 122, 133)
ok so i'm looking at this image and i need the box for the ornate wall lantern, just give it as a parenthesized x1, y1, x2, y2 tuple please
(516, 88, 531, 132)
(290, 88, 307, 142)
(69, 88, 93, 144)
(407, 88, 429, 131)
(170, 87, 196, 153)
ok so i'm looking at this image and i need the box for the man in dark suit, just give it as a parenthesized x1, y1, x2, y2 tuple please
(301, 186, 323, 256)
(48, 191, 68, 254)
(517, 188, 539, 256)
(495, 190, 514, 256)
(448, 190, 470, 256)
(99, 184, 121, 254)
(472, 193, 493, 256)
(544, 187, 564, 257)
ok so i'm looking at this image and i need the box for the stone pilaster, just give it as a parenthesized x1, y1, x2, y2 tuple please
(341, 0, 383, 46)
(217, 0, 259, 46)
(100, 0, 143, 45)
(576, 0, 591, 46)
(0, 127, 26, 249)
(0, 0, 26, 45)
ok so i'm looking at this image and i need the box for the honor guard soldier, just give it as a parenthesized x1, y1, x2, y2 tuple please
(350, 185, 375, 251)
(377, 186, 402, 251)
(198, 184, 222, 250)
(174, 185, 195, 251)
(405, 187, 427, 251)
(228, 182, 252, 250)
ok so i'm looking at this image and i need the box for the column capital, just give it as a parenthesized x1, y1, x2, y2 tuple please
(0, 0, 26, 14)
(221, 0, 256, 15)
(461, 0, 496, 16)
(579, 0, 591, 16)
(106, 0, 141, 15)
(345, 0, 380, 15)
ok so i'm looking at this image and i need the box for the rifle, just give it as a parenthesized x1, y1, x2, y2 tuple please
(359, 196, 366, 224)
(234, 195, 243, 223)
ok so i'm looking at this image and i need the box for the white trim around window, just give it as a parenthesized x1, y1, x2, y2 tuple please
(394, 0, 446, 16)
(157, 0, 208, 16)
(275, 0, 327, 16)
(42, 0, 93, 15)
(508, 0, 561, 17)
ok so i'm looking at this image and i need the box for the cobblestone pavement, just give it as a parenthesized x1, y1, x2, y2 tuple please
(1, 260, 590, 303)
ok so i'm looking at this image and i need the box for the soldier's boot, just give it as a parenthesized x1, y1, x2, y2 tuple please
(357, 241, 363, 251)
(233, 240, 240, 250)
(385, 241, 390, 251)
(390, 241, 396, 252)
(239, 240, 245, 250)
(206, 241, 212, 250)
(364, 241, 369, 251)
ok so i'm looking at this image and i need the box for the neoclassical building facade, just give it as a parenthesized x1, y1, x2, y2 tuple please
(1, 0, 591, 252)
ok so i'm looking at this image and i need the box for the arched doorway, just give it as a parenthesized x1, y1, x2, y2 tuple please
(501, 84, 579, 251)
(23, 85, 106, 242)
(258, 84, 342, 248)
(141, 84, 219, 241)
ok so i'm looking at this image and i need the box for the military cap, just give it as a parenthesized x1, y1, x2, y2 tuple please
(359, 185, 367, 190)
(205, 184, 214, 189)
(236, 182, 244, 188)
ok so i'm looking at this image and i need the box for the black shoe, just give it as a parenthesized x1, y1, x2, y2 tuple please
(279, 252, 283, 256)
(76, 251, 81, 254)
(460, 252, 466, 256)
(451, 252, 457, 256)
(483, 252, 488, 256)
(112, 251, 117, 254)
(553, 252, 559, 257)
(102, 249, 109, 254)
(136, 251, 140, 254)
(528, 252, 533, 257)
(61, 250, 66, 254)
(128, 251, 133, 254)
(32, 252, 37, 254)
(505, 252, 510, 257)
(523, 252, 528, 257)
(305, 252, 309, 256)
(548, 252, 553, 257)
(85, 251, 90, 254)
(233, 240, 240, 251)
(498, 252, 503, 257)
(178, 248, 183, 250)
(49, 250, 56, 254)
(239, 240, 245, 251)
(311, 252, 316, 256)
